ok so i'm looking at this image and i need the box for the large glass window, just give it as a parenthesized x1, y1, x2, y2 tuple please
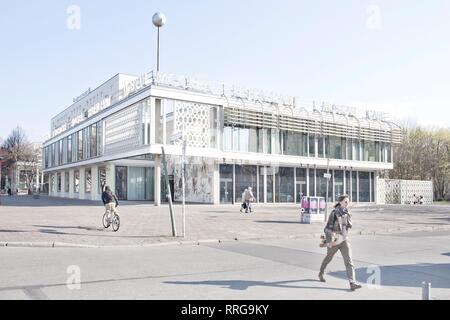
(57, 173, 61, 192)
(77, 131, 83, 161)
(223, 126, 233, 151)
(329, 136, 345, 159)
(90, 124, 97, 158)
(128, 167, 154, 201)
(266, 129, 272, 154)
(74, 170, 80, 193)
(309, 135, 316, 157)
(258, 167, 264, 203)
(318, 136, 324, 158)
(85, 168, 92, 193)
(271, 129, 281, 154)
(232, 127, 258, 153)
(296, 168, 307, 202)
(282, 131, 302, 156)
(324, 136, 330, 159)
(235, 165, 257, 203)
(371, 172, 375, 202)
(58, 140, 63, 166)
(164, 100, 175, 145)
(347, 139, 353, 160)
(65, 172, 70, 193)
(267, 167, 274, 202)
(257, 129, 264, 153)
(155, 99, 163, 144)
(98, 167, 106, 193)
(387, 143, 392, 162)
(67, 135, 72, 163)
(219, 164, 233, 204)
(115, 166, 128, 200)
(366, 141, 376, 162)
(353, 139, 360, 161)
(275, 167, 295, 203)
(352, 171, 357, 202)
(309, 168, 315, 196)
(316, 169, 332, 202)
(375, 142, 380, 162)
(345, 171, 351, 196)
(359, 172, 370, 202)
(334, 170, 344, 201)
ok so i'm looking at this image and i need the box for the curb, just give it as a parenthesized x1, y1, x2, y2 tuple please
(1, 225, 449, 249)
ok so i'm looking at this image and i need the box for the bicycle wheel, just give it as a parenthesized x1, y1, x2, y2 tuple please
(112, 214, 120, 232)
(103, 212, 111, 228)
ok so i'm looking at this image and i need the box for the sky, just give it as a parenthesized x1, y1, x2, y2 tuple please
(0, 0, 449, 142)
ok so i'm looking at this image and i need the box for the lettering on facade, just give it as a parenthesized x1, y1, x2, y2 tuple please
(73, 88, 92, 103)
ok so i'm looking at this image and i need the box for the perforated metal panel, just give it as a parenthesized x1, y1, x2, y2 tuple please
(174, 101, 212, 148)
(377, 179, 433, 204)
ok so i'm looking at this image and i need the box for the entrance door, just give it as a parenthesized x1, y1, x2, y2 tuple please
(296, 182, 306, 203)
(220, 178, 233, 204)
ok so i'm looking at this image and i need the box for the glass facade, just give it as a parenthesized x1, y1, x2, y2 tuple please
(128, 167, 154, 201)
(234, 165, 257, 203)
(74, 170, 79, 193)
(219, 164, 375, 204)
(359, 171, 370, 202)
(65, 172, 69, 193)
(115, 166, 128, 200)
(334, 170, 344, 201)
(85, 168, 92, 193)
(296, 168, 307, 203)
(98, 167, 106, 193)
(275, 167, 295, 203)
(219, 165, 233, 204)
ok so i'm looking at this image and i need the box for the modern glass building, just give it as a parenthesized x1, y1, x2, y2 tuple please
(42, 72, 402, 204)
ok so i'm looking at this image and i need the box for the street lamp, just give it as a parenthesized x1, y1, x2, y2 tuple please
(152, 12, 166, 73)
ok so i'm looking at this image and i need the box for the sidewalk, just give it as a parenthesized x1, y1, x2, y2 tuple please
(1, 195, 449, 248)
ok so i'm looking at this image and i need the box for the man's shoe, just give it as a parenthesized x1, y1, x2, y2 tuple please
(350, 282, 362, 291)
(318, 272, 326, 282)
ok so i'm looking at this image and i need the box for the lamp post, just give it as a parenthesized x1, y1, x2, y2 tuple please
(152, 12, 166, 73)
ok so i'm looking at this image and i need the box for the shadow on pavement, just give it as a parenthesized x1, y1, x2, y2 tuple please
(255, 220, 301, 224)
(329, 263, 450, 289)
(163, 279, 350, 292)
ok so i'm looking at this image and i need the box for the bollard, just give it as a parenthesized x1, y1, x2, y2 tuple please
(422, 282, 431, 300)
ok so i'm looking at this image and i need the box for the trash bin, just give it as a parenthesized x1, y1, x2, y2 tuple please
(300, 196, 326, 223)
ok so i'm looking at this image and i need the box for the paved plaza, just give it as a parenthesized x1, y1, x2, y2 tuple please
(1, 195, 449, 300)
(0, 195, 449, 247)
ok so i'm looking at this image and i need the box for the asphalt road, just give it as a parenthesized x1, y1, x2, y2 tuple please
(0, 229, 449, 300)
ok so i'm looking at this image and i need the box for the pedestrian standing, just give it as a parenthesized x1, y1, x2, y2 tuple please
(319, 194, 362, 291)
(243, 187, 255, 213)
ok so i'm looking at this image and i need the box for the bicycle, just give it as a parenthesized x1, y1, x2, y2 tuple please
(102, 207, 120, 232)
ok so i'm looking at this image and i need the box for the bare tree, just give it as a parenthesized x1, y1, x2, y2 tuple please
(2, 127, 41, 194)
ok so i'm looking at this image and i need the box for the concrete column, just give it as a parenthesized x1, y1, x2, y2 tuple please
(213, 163, 220, 205)
(69, 169, 75, 199)
(154, 155, 161, 206)
(79, 168, 86, 200)
(91, 166, 99, 201)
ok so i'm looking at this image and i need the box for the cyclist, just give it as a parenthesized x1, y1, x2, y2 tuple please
(102, 186, 119, 219)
